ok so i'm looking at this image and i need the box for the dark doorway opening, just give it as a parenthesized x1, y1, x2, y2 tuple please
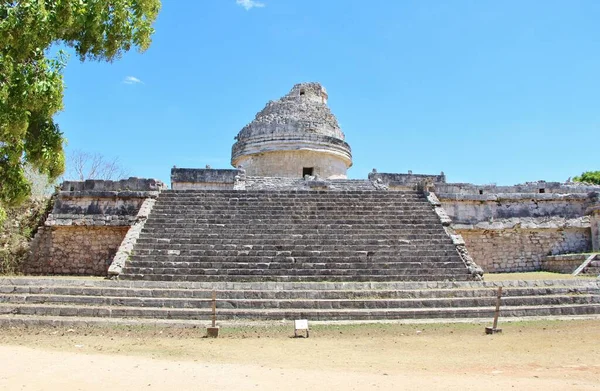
(303, 167, 314, 177)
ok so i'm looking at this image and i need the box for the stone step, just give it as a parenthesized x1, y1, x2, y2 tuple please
(133, 241, 454, 250)
(142, 233, 448, 239)
(150, 204, 434, 210)
(139, 230, 452, 237)
(123, 261, 466, 270)
(133, 243, 455, 252)
(2, 293, 597, 310)
(4, 284, 596, 300)
(153, 197, 428, 203)
(145, 217, 442, 224)
(153, 201, 432, 206)
(127, 260, 463, 269)
(122, 264, 469, 275)
(153, 205, 436, 210)
(118, 274, 472, 282)
(133, 249, 457, 258)
(121, 266, 470, 276)
(152, 200, 430, 205)
(129, 253, 460, 262)
(1, 302, 598, 321)
(133, 250, 458, 261)
(135, 235, 453, 243)
(154, 198, 429, 202)
(2, 276, 596, 291)
(150, 206, 433, 212)
(146, 216, 437, 222)
(142, 222, 444, 229)
(136, 239, 453, 247)
(155, 198, 426, 203)
(158, 190, 420, 196)
(127, 255, 462, 265)
(132, 240, 452, 248)
(582, 267, 600, 276)
(154, 202, 428, 208)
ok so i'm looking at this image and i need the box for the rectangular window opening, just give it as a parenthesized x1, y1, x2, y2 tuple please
(479, 190, 484, 195)
(303, 167, 314, 177)
(539, 189, 545, 193)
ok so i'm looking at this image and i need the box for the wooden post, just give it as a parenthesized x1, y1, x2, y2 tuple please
(206, 289, 219, 338)
(486, 286, 503, 334)
(213, 289, 218, 327)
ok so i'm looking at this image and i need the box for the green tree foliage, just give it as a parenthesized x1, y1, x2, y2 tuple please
(0, 0, 161, 223)
(573, 171, 600, 185)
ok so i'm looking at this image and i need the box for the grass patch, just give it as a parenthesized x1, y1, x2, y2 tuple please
(484, 271, 596, 281)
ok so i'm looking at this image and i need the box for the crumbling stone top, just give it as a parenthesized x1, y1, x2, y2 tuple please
(45, 214, 136, 226)
(61, 178, 166, 192)
(171, 168, 242, 184)
(235, 83, 345, 141)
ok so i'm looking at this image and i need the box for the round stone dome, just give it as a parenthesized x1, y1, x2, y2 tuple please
(231, 83, 352, 179)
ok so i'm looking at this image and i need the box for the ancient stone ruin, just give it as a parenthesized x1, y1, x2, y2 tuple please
(2, 82, 599, 325)
(26, 82, 600, 279)
(232, 83, 352, 179)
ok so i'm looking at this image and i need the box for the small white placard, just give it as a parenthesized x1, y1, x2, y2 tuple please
(295, 319, 309, 330)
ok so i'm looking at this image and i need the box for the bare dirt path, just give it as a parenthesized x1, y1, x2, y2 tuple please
(1, 320, 599, 390)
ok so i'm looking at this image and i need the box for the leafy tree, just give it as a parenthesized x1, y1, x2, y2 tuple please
(573, 171, 600, 185)
(0, 0, 161, 223)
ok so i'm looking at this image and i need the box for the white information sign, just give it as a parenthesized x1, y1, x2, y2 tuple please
(294, 319, 309, 337)
(295, 319, 309, 330)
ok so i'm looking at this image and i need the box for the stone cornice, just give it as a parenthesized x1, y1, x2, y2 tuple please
(231, 133, 352, 167)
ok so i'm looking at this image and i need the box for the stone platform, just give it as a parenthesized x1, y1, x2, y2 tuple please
(1, 277, 599, 327)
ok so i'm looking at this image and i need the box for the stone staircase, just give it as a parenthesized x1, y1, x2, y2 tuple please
(543, 253, 600, 277)
(118, 190, 474, 282)
(582, 257, 600, 277)
(1, 278, 598, 326)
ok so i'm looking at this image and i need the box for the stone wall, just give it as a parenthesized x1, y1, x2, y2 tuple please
(435, 185, 600, 273)
(369, 172, 446, 188)
(171, 168, 241, 190)
(588, 202, 600, 251)
(51, 194, 146, 219)
(457, 228, 591, 272)
(61, 178, 165, 192)
(435, 181, 599, 195)
(438, 194, 592, 226)
(541, 254, 591, 274)
(24, 226, 129, 275)
(235, 149, 350, 179)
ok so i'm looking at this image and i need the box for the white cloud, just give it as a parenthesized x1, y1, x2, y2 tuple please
(236, 0, 265, 10)
(123, 76, 143, 85)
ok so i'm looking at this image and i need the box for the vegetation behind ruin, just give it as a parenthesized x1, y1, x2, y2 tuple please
(0, 197, 53, 275)
(573, 170, 600, 185)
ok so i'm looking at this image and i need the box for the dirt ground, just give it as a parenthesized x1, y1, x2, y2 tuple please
(1, 320, 599, 390)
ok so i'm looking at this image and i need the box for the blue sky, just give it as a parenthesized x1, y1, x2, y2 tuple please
(56, 0, 600, 186)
